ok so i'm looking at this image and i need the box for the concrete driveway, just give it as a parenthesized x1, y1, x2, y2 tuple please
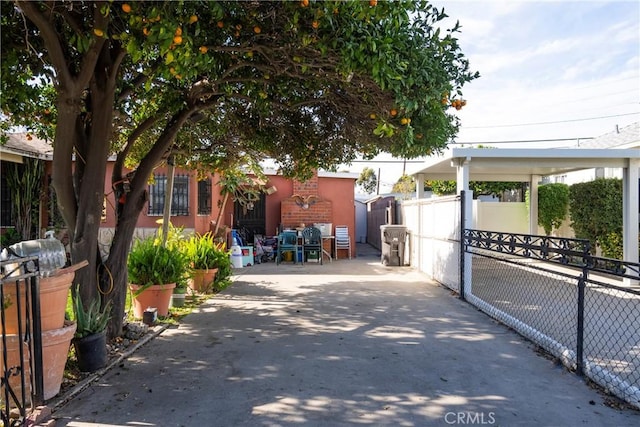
(53, 244, 638, 426)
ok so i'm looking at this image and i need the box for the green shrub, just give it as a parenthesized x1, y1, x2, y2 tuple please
(569, 178, 622, 255)
(537, 183, 569, 235)
(598, 231, 623, 259)
(183, 232, 223, 270)
(127, 236, 190, 287)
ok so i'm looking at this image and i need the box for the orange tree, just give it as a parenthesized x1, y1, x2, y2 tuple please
(1, 1, 477, 337)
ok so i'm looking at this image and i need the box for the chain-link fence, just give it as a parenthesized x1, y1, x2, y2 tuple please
(583, 273, 640, 406)
(463, 229, 640, 409)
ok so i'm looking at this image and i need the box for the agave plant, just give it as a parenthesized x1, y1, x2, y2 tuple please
(73, 284, 112, 339)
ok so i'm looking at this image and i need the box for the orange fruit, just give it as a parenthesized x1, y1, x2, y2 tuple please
(189, 15, 198, 24)
(175, 27, 182, 36)
(370, 0, 378, 6)
(390, 108, 397, 117)
(143, 27, 149, 36)
(400, 118, 409, 125)
(254, 26, 261, 34)
(173, 35, 182, 44)
(93, 28, 104, 37)
(122, 3, 131, 13)
(312, 21, 319, 29)
(217, 21, 224, 28)
(301, 0, 309, 7)
(199, 46, 208, 54)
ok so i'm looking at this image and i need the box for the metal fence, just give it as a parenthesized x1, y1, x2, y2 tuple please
(463, 229, 640, 409)
(1, 256, 44, 425)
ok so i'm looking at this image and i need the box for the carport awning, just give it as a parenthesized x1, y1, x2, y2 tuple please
(408, 147, 640, 279)
(409, 148, 640, 181)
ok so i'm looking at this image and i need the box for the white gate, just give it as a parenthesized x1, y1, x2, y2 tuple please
(402, 195, 461, 291)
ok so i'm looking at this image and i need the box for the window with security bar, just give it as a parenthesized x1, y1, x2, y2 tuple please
(148, 174, 190, 216)
(197, 178, 212, 215)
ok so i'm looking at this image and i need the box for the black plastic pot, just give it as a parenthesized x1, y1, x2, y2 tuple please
(73, 331, 108, 372)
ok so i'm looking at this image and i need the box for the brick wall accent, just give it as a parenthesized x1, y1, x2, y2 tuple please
(293, 172, 318, 194)
(281, 172, 332, 228)
(281, 199, 332, 229)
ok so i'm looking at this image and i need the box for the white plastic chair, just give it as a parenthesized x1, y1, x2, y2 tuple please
(334, 225, 351, 259)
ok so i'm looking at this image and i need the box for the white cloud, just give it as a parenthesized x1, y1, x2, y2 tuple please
(348, 1, 640, 187)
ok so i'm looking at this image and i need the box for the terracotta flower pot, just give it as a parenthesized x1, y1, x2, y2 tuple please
(42, 320, 77, 400)
(1, 320, 76, 403)
(188, 268, 218, 293)
(130, 283, 176, 318)
(2, 271, 74, 334)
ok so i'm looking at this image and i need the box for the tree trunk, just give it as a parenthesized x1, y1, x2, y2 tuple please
(72, 71, 117, 305)
(103, 108, 197, 338)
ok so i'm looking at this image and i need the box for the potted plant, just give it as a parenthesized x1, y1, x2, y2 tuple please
(127, 235, 190, 318)
(183, 232, 227, 293)
(72, 285, 112, 372)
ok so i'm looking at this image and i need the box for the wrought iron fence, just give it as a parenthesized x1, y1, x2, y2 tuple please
(463, 229, 640, 409)
(1, 256, 44, 425)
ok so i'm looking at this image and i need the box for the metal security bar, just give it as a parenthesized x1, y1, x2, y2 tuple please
(197, 178, 212, 215)
(463, 229, 640, 409)
(1, 256, 44, 425)
(148, 174, 190, 216)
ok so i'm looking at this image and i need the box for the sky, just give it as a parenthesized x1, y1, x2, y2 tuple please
(350, 0, 640, 194)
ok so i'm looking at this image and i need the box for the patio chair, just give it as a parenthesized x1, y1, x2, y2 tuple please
(301, 226, 323, 265)
(334, 225, 351, 259)
(276, 231, 299, 265)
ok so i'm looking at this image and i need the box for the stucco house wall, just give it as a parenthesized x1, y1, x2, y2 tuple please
(97, 164, 357, 258)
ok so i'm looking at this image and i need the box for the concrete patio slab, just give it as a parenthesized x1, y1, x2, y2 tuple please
(53, 244, 638, 426)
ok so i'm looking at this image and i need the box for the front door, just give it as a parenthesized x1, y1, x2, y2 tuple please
(233, 192, 266, 244)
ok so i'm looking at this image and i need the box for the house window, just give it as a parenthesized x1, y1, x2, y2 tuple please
(197, 178, 212, 215)
(148, 173, 190, 216)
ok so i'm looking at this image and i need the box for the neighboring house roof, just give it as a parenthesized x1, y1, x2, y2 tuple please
(577, 122, 639, 149)
(0, 132, 53, 161)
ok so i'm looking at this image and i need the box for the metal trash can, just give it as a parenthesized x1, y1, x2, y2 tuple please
(380, 225, 407, 266)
